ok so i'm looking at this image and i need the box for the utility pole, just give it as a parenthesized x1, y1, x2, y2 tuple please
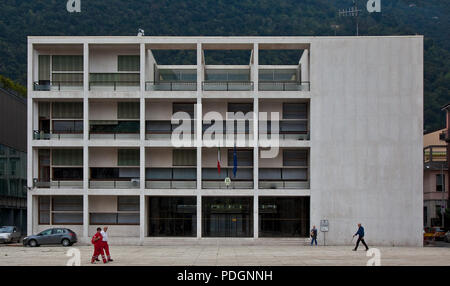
(338, 0, 362, 36)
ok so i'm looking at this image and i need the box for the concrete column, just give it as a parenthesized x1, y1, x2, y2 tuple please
(140, 43, 145, 92)
(27, 41, 33, 236)
(83, 43, 89, 93)
(252, 43, 259, 239)
(140, 193, 145, 242)
(83, 194, 89, 240)
(196, 42, 203, 238)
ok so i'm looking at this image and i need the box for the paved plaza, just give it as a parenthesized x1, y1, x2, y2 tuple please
(0, 242, 449, 266)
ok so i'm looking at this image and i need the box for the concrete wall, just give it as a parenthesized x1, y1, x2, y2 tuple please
(89, 148, 118, 167)
(145, 148, 173, 167)
(310, 37, 423, 246)
(89, 46, 139, 73)
(90, 101, 117, 120)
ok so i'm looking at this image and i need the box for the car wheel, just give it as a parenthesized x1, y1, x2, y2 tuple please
(61, 239, 70, 247)
(28, 240, 37, 247)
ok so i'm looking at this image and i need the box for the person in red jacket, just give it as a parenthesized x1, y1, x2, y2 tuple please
(91, 227, 107, 264)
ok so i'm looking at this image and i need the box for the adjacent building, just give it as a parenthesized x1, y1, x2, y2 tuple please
(423, 129, 448, 227)
(27, 36, 423, 246)
(0, 84, 27, 233)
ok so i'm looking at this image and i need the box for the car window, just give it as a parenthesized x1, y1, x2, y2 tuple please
(39, 229, 53, 236)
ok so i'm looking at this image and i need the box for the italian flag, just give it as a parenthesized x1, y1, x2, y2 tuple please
(217, 148, 221, 174)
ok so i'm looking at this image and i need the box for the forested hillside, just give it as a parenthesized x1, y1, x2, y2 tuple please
(0, 0, 448, 130)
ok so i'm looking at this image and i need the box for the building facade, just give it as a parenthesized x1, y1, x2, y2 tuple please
(27, 36, 423, 246)
(0, 85, 27, 234)
(423, 129, 448, 228)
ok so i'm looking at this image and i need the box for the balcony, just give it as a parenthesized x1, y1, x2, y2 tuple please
(33, 130, 83, 140)
(89, 120, 140, 140)
(33, 179, 83, 189)
(89, 179, 140, 189)
(33, 81, 83, 91)
(259, 120, 309, 141)
(202, 81, 254, 91)
(145, 168, 196, 189)
(146, 120, 195, 141)
(258, 81, 310, 91)
(424, 145, 447, 170)
(202, 168, 253, 189)
(89, 80, 140, 91)
(259, 168, 309, 189)
(146, 81, 197, 91)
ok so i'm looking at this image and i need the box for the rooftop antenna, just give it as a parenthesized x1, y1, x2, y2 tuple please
(137, 29, 145, 36)
(338, 0, 362, 36)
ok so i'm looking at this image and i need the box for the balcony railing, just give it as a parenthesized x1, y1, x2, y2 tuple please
(89, 81, 140, 91)
(33, 130, 83, 140)
(89, 132, 140, 140)
(258, 180, 310, 189)
(145, 180, 197, 189)
(202, 167, 253, 189)
(145, 81, 197, 91)
(258, 81, 310, 91)
(145, 133, 195, 141)
(33, 81, 84, 91)
(202, 81, 254, 91)
(89, 180, 140, 189)
(259, 132, 310, 141)
(33, 179, 83, 189)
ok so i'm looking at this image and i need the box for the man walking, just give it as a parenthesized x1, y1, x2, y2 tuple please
(353, 223, 369, 251)
(310, 225, 318, 246)
(101, 226, 113, 262)
(91, 227, 107, 264)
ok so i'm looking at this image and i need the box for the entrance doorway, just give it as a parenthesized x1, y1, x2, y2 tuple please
(202, 197, 253, 237)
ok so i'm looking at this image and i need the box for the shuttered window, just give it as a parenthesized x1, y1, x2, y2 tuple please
(52, 149, 83, 166)
(118, 196, 140, 211)
(228, 103, 253, 114)
(39, 196, 50, 224)
(173, 149, 196, 166)
(283, 150, 308, 166)
(227, 149, 253, 166)
(52, 73, 83, 83)
(52, 102, 83, 119)
(52, 55, 83, 71)
(117, 149, 139, 166)
(117, 102, 140, 119)
(39, 102, 50, 118)
(282, 103, 308, 120)
(118, 55, 140, 72)
(173, 103, 195, 119)
(89, 73, 140, 82)
(38, 55, 50, 81)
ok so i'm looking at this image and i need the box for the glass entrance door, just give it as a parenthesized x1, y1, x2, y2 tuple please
(202, 197, 253, 237)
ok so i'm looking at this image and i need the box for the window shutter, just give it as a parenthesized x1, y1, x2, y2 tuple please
(52, 149, 83, 166)
(283, 103, 307, 119)
(52, 55, 83, 71)
(118, 55, 140, 72)
(38, 102, 50, 118)
(117, 102, 140, 119)
(52, 102, 83, 119)
(38, 55, 50, 81)
(118, 149, 139, 166)
(283, 150, 308, 166)
(173, 149, 196, 166)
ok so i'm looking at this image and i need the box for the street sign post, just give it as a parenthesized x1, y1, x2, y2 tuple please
(320, 220, 329, 246)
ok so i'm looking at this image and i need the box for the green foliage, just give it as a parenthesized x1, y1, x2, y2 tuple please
(0, 0, 448, 129)
(0, 75, 26, 97)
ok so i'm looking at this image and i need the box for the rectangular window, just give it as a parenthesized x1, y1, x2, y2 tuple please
(52, 102, 83, 119)
(436, 174, 445, 192)
(52, 55, 83, 71)
(38, 55, 50, 81)
(52, 149, 83, 166)
(227, 149, 253, 167)
(173, 149, 196, 166)
(118, 55, 140, 72)
(53, 168, 83, 180)
(117, 149, 139, 166)
(118, 196, 140, 211)
(283, 150, 308, 167)
(228, 103, 253, 114)
(39, 102, 50, 118)
(283, 103, 308, 120)
(173, 103, 195, 119)
(39, 196, 50, 225)
(53, 120, 83, 133)
(52, 196, 83, 211)
(117, 102, 140, 119)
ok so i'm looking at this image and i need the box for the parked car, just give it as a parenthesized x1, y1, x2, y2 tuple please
(23, 228, 77, 247)
(0, 226, 21, 243)
(424, 227, 446, 241)
(444, 231, 450, 243)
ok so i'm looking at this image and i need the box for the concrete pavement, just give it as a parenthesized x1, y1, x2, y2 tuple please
(1, 244, 450, 266)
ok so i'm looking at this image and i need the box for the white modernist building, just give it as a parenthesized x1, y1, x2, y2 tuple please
(27, 36, 423, 246)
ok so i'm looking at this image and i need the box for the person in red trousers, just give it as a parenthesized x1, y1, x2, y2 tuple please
(100, 226, 113, 262)
(91, 227, 107, 264)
